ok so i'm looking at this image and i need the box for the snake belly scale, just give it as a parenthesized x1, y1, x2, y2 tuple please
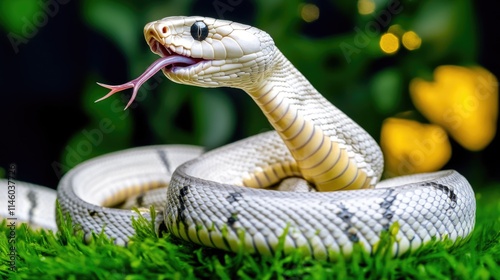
(1, 16, 475, 260)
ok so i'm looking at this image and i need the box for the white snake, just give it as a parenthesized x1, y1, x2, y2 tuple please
(1, 16, 475, 259)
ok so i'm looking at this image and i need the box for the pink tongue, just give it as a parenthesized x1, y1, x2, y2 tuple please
(96, 55, 197, 109)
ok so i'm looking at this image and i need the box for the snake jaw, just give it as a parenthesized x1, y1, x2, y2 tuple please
(148, 38, 206, 72)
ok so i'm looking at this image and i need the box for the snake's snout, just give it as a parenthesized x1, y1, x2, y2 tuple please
(144, 21, 169, 46)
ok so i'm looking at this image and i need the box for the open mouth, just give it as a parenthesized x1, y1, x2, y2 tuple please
(149, 38, 204, 71)
(95, 39, 206, 109)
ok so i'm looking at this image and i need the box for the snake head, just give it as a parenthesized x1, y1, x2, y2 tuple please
(96, 16, 275, 109)
(144, 16, 276, 90)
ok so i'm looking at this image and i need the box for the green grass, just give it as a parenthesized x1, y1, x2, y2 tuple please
(1, 186, 499, 280)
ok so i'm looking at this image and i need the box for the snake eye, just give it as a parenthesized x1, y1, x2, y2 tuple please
(190, 21, 209, 41)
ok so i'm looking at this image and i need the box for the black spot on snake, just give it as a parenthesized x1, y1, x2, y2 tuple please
(227, 215, 238, 227)
(380, 189, 396, 230)
(424, 182, 457, 207)
(338, 204, 360, 243)
(380, 189, 395, 209)
(226, 192, 242, 204)
(88, 210, 97, 217)
(27, 190, 37, 225)
(384, 212, 394, 220)
(178, 185, 191, 222)
(348, 230, 359, 243)
(157, 149, 171, 174)
(337, 203, 354, 223)
(179, 185, 190, 197)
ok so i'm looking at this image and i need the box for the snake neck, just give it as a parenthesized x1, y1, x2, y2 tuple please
(245, 50, 383, 191)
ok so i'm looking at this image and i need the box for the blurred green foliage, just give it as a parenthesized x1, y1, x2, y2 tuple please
(0, 0, 40, 34)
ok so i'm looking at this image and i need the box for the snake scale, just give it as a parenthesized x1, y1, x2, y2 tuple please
(1, 16, 475, 259)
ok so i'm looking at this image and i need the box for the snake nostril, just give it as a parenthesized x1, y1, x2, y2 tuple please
(156, 23, 168, 36)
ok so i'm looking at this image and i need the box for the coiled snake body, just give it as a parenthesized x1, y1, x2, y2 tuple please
(1, 16, 475, 259)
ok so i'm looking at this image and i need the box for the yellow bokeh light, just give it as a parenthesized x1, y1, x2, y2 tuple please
(300, 4, 320, 23)
(410, 65, 498, 151)
(402, 31, 422, 50)
(358, 0, 375, 15)
(380, 118, 452, 177)
(379, 33, 399, 54)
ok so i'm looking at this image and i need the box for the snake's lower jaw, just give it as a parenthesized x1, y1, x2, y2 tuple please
(151, 52, 209, 85)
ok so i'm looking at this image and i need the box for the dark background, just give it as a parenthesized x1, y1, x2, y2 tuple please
(1, 0, 498, 189)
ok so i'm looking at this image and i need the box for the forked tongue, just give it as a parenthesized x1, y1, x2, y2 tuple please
(96, 56, 197, 109)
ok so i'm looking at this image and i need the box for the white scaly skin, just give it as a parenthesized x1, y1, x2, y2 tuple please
(146, 16, 474, 257)
(0, 16, 476, 260)
(145, 16, 384, 191)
